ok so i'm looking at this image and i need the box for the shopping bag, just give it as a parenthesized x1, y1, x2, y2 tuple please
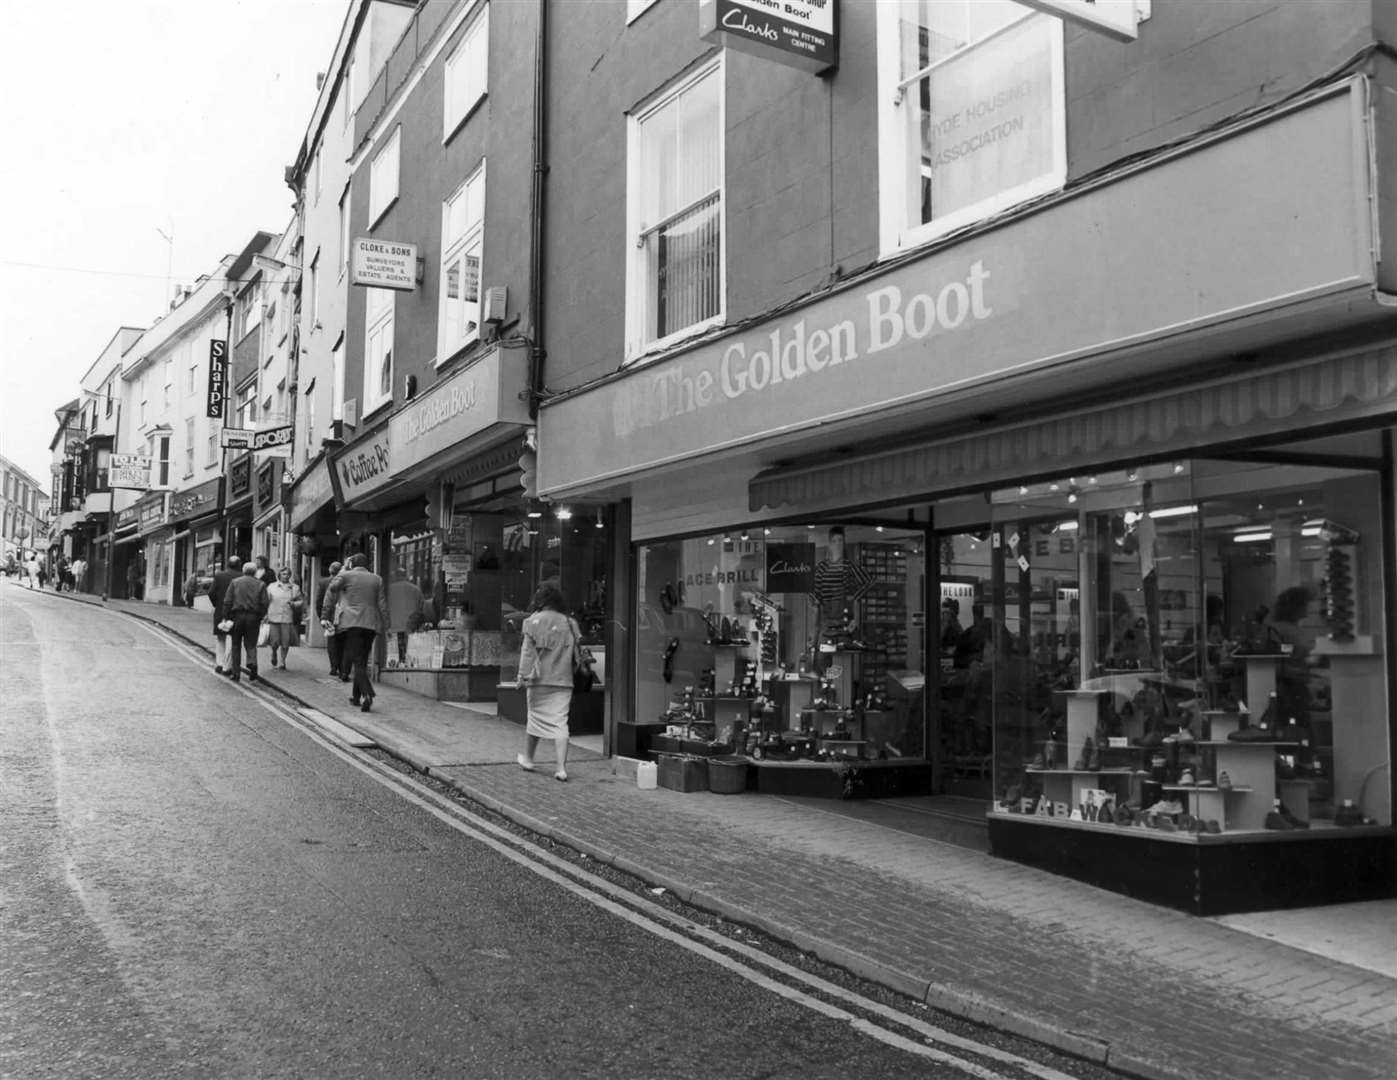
(257, 621, 271, 647)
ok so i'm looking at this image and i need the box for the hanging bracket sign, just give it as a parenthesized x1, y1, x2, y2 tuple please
(351, 238, 419, 291)
(699, 0, 837, 74)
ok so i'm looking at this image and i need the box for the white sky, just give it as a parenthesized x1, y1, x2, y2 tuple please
(0, 0, 353, 490)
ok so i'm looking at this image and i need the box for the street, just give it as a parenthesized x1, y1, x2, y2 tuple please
(1, 586, 1100, 1080)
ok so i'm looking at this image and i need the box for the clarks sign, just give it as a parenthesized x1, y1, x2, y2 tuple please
(700, 0, 837, 73)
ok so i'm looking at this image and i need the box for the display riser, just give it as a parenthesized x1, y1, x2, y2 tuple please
(988, 816, 1396, 915)
(753, 759, 932, 800)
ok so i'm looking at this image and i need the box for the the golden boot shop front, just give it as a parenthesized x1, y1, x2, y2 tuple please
(329, 344, 614, 726)
(538, 79, 1396, 914)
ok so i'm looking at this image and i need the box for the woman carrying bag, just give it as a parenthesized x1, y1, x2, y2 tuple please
(264, 567, 304, 670)
(516, 582, 591, 782)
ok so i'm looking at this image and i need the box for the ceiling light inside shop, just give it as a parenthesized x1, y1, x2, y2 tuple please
(1150, 504, 1199, 519)
(556, 506, 572, 520)
(1233, 531, 1272, 543)
(595, 509, 604, 529)
(1057, 521, 1079, 532)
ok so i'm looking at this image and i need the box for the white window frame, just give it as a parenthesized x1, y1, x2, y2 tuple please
(303, 380, 316, 462)
(363, 289, 395, 415)
(207, 429, 218, 466)
(310, 251, 321, 329)
(184, 418, 195, 477)
(338, 184, 351, 280)
(314, 148, 323, 203)
(443, 4, 489, 141)
(624, 56, 726, 362)
(437, 162, 486, 363)
(875, 2, 1066, 257)
(369, 127, 401, 226)
(331, 337, 345, 422)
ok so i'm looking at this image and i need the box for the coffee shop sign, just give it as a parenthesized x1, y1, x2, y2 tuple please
(341, 442, 391, 487)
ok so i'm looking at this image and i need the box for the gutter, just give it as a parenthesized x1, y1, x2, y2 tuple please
(526, 0, 549, 419)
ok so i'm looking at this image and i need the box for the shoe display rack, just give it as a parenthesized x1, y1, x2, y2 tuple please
(855, 543, 909, 700)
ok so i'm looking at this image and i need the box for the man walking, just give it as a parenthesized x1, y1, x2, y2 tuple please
(322, 552, 387, 712)
(221, 561, 269, 683)
(316, 560, 345, 679)
(209, 555, 242, 674)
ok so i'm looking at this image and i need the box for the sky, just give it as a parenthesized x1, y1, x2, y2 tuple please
(0, 0, 354, 490)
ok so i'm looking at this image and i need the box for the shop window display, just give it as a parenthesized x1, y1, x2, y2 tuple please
(635, 525, 926, 782)
(988, 459, 1390, 836)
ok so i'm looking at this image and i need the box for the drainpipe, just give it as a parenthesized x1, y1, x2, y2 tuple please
(526, 0, 549, 419)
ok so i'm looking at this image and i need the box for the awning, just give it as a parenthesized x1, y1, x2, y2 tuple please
(750, 342, 1397, 513)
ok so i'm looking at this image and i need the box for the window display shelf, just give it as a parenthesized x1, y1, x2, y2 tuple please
(1025, 767, 1134, 775)
(1196, 740, 1300, 747)
(1162, 784, 1253, 793)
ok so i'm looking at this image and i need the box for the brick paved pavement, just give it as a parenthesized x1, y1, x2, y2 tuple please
(33, 587, 1397, 1080)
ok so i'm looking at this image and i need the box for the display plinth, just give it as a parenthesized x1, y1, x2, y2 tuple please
(753, 758, 931, 799)
(497, 683, 604, 734)
(988, 813, 1396, 914)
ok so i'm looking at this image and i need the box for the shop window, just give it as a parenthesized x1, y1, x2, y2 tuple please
(443, 3, 489, 140)
(626, 57, 724, 359)
(438, 164, 485, 361)
(988, 458, 1389, 834)
(363, 287, 394, 414)
(635, 524, 926, 765)
(876, 1, 1065, 255)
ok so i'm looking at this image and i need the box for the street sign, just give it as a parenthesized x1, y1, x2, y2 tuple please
(206, 340, 228, 419)
(221, 428, 255, 450)
(109, 454, 153, 490)
(251, 423, 294, 451)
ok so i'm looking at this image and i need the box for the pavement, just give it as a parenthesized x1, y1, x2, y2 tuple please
(23, 583, 1397, 1080)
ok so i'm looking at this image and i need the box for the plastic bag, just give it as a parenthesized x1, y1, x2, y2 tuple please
(258, 621, 271, 647)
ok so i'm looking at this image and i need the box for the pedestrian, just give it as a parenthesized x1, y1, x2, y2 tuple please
(317, 560, 346, 679)
(24, 552, 40, 589)
(321, 552, 387, 712)
(515, 581, 582, 782)
(265, 567, 304, 670)
(126, 557, 142, 600)
(56, 554, 72, 592)
(70, 557, 87, 593)
(209, 555, 242, 674)
(387, 566, 426, 666)
(253, 554, 273, 584)
(220, 561, 269, 683)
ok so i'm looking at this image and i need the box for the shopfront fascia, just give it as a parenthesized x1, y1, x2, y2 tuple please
(538, 77, 1388, 516)
(169, 477, 225, 580)
(224, 451, 254, 558)
(286, 454, 338, 542)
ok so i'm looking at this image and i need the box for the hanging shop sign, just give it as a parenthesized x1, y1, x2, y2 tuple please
(254, 459, 281, 519)
(252, 423, 294, 455)
(222, 428, 254, 450)
(699, 0, 837, 73)
(206, 340, 228, 419)
(109, 454, 153, 490)
(390, 345, 530, 475)
(350, 238, 418, 291)
(538, 82, 1373, 497)
(765, 542, 815, 593)
(1014, 1, 1143, 42)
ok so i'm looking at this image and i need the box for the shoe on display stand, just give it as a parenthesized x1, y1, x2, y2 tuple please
(1217, 771, 1233, 790)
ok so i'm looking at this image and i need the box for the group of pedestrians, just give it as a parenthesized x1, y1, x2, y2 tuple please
(207, 551, 388, 714)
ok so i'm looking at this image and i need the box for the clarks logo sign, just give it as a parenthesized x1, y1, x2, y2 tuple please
(613, 259, 994, 438)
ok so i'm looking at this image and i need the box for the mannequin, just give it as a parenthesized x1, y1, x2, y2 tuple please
(809, 527, 871, 637)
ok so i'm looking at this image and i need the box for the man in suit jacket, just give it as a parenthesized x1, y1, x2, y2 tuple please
(221, 562, 270, 683)
(209, 555, 242, 674)
(322, 553, 388, 712)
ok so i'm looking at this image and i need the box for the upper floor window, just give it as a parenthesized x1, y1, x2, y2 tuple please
(310, 251, 321, 328)
(369, 127, 401, 226)
(184, 418, 195, 476)
(338, 185, 350, 279)
(236, 287, 260, 342)
(237, 383, 258, 429)
(155, 435, 171, 487)
(438, 163, 485, 360)
(626, 57, 724, 360)
(876, 1, 1065, 254)
(364, 288, 395, 414)
(444, 4, 489, 140)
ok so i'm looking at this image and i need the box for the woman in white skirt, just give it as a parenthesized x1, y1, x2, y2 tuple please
(517, 582, 580, 781)
(264, 567, 304, 670)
